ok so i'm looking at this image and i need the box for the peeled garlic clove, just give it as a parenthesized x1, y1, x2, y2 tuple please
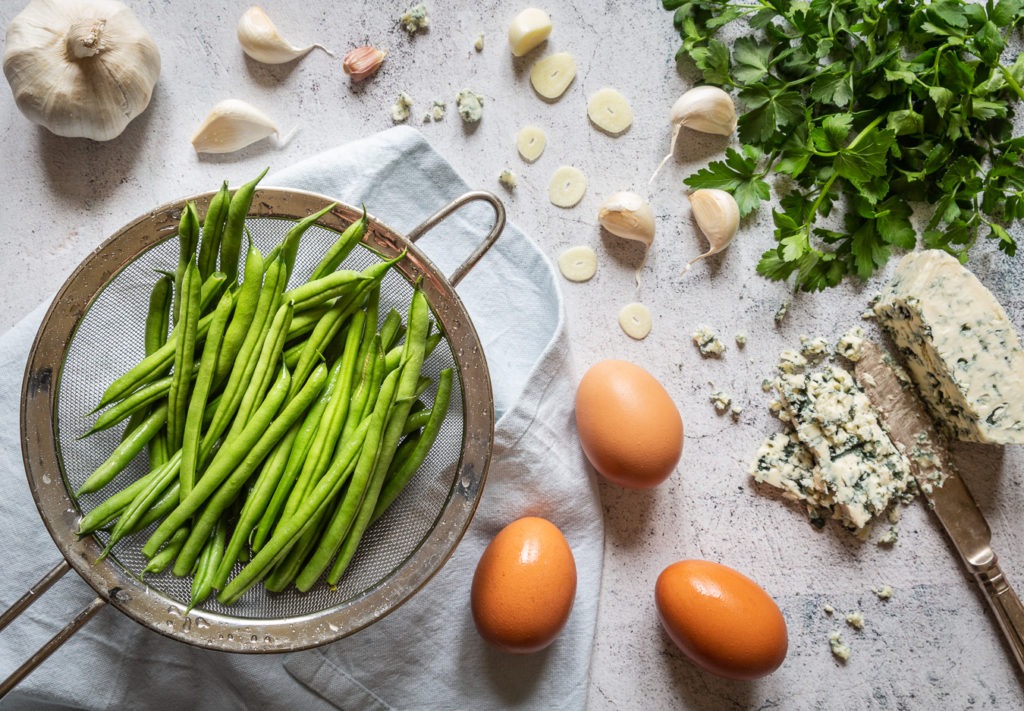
(587, 88, 633, 135)
(549, 166, 587, 208)
(508, 7, 552, 57)
(558, 245, 598, 282)
(237, 6, 332, 64)
(650, 85, 737, 183)
(343, 46, 387, 81)
(191, 99, 280, 154)
(530, 52, 577, 100)
(598, 191, 655, 247)
(687, 188, 740, 270)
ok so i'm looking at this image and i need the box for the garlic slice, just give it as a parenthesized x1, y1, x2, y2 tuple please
(237, 6, 332, 64)
(530, 52, 577, 100)
(549, 166, 587, 208)
(191, 99, 283, 154)
(558, 245, 598, 282)
(618, 303, 652, 340)
(516, 125, 547, 162)
(686, 188, 740, 270)
(587, 88, 633, 135)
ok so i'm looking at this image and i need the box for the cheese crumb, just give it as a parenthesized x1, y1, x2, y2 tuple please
(735, 332, 748, 348)
(474, 32, 485, 52)
(800, 335, 831, 362)
(390, 92, 414, 123)
(823, 604, 835, 615)
(874, 585, 893, 600)
(456, 89, 484, 123)
(710, 391, 732, 413)
(776, 349, 807, 374)
(829, 631, 851, 662)
(498, 169, 517, 190)
(877, 526, 898, 546)
(692, 325, 726, 357)
(399, 4, 430, 34)
(775, 300, 790, 324)
(836, 326, 866, 362)
(845, 611, 865, 630)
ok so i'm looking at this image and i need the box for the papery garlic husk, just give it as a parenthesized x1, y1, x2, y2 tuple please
(598, 191, 656, 247)
(686, 188, 740, 270)
(343, 46, 387, 82)
(2, 0, 161, 141)
(237, 6, 332, 64)
(191, 99, 280, 154)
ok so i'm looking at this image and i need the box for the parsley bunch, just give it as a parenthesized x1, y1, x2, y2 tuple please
(664, 0, 1024, 290)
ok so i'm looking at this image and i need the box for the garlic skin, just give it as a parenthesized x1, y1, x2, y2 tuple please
(237, 6, 331, 64)
(598, 191, 656, 248)
(686, 188, 740, 270)
(191, 99, 280, 154)
(650, 85, 737, 183)
(343, 46, 387, 82)
(2, 0, 161, 141)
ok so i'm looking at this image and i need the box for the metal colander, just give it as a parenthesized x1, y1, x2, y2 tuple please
(6, 188, 502, 689)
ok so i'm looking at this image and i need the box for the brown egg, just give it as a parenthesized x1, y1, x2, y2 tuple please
(574, 359, 684, 488)
(471, 516, 577, 654)
(655, 560, 788, 680)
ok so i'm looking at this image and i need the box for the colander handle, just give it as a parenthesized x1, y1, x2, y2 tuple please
(0, 560, 107, 698)
(404, 191, 506, 287)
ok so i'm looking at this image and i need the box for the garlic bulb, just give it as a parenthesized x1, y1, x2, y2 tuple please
(2, 0, 161, 141)
(686, 188, 740, 270)
(650, 85, 737, 183)
(237, 6, 332, 64)
(191, 99, 282, 154)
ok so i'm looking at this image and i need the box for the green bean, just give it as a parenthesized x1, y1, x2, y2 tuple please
(143, 365, 291, 560)
(401, 407, 432, 437)
(125, 480, 181, 536)
(100, 450, 182, 558)
(77, 403, 168, 496)
(167, 260, 201, 450)
(266, 202, 336, 282)
(145, 275, 173, 363)
(142, 526, 189, 576)
(324, 289, 431, 586)
(372, 367, 453, 522)
(188, 516, 228, 610)
(172, 363, 326, 576)
(378, 309, 404, 352)
(251, 360, 342, 552)
(281, 269, 370, 313)
(262, 509, 329, 593)
(86, 374, 175, 436)
(232, 299, 293, 432)
(383, 328, 442, 374)
(214, 242, 264, 382)
(220, 168, 268, 284)
(212, 421, 299, 590)
(180, 290, 234, 499)
(216, 416, 372, 606)
(78, 467, 163, 535)
(287, 287, 367, 400)
(285, 303, 333, 343)
(198, 181, 230, 281)
(174, 202, 200, 324)
(309, 206, 368, 282)
(295, 367, 402, 591)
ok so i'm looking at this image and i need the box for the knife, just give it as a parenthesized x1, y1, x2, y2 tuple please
(854, 339, 1024, 675)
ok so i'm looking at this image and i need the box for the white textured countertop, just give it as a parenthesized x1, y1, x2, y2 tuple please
(2, 1, 1023, 708)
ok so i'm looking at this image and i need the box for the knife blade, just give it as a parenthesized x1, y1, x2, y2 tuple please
(854, 339, 1024, 675)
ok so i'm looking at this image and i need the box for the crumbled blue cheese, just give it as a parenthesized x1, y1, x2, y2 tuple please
(823, 604, 835, 615)
(399, 4, 430, 34)
(456, 89, 484, 123)
(776, 366, 914, 529)
(800, 335, 831, 362)
(692, 325, 726, 357)
(422, 100, 446, 122)
(777, 349, 807, 374)
(775, 300, 790, 324)
(761, 378, 776, 393)
(498, 169, 517, 190)
(390, 92, 414, 122)
(749, 430, 828, 528)
(874, 249, 1024, 445)
(873, 585, 893, 600)
(735, 332, 748, 348)
(877, 526, 898, 546)
(730, 404, 743, 421)
(836, 326, 866, 362)
(845, 611, 865, 630)
(829, 631, 851, 661)
(710, 391, 732, 413)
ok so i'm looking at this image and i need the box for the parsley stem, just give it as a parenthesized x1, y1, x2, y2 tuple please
(999, 65, 1024, 103)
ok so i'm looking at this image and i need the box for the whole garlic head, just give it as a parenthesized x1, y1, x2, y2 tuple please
(3, 0, 161, 141)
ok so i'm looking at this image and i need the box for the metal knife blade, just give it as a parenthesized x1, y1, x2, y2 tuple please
(854, 339, 1024, 674)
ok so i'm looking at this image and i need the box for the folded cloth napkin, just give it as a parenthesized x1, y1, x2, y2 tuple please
(0, 126, 604, 711)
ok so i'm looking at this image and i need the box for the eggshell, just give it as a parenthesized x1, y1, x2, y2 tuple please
(574, 359, 683, 488)
(655, 560, 788, 680)
(471, 516, 577, 653)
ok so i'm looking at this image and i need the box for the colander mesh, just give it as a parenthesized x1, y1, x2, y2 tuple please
(57, 217, 466, 620)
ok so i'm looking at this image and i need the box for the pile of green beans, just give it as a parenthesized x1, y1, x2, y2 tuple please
(78, 172, 454, 610)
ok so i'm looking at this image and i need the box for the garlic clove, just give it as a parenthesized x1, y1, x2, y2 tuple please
(191, 99, 281, 154)
(650, 85, 737, 184)
(343, 46, 387, 82)
(237, 6, 332, 64)
(508, 7, 553, 57)
(686, 188, 740, 270)
(598, 191, 655, 247)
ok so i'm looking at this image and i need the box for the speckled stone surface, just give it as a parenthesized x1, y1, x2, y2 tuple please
(1, 2, 1023, 708)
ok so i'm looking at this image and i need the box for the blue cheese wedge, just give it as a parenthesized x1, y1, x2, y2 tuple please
(750, 430, 831, 527)
(776, 366, 914, 529)
(874, 249, 1024, 444)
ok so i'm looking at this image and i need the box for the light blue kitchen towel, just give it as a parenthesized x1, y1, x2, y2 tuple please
(0, 126, 604, 710)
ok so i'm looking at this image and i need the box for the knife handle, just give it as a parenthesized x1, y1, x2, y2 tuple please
(972, 556, 1024, 676)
